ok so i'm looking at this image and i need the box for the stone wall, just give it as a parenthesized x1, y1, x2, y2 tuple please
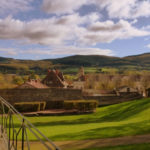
(0, 88, 142, 107)
(0, 88, 82, 104)
(84, 92, 142, 106)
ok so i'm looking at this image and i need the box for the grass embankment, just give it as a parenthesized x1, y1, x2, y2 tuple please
(14, 98, 150, 141)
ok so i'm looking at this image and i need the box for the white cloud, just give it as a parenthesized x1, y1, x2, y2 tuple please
(146, 44, 150, 48)
(20, 46, 114, 56)
(0, 15, 149, 47)
(0, 0, 33, 15)
(0, 46, 114, 57)
(78, 20, 150, 45)
(41, 0, 150, 19)
(91, 0, 150, 19)
(0, 14, 100, 45)
(0, 48, 17, 56)
(42, 0, 87, 15)
(0, 16, 72, 45)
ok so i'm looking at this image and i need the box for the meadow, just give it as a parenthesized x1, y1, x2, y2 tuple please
(21, 98, 150, 141)
(13, 98, 150, 149)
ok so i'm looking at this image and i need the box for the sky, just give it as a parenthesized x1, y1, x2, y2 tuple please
(1, 0, 150, 59)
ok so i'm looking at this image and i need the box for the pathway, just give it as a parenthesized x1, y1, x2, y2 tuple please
(54, 134, 150, 150)
(0, 137, 7, 150)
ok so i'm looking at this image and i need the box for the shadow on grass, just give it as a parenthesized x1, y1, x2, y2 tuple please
(49, 120, 150, 141)
(22, 98, 150, 127)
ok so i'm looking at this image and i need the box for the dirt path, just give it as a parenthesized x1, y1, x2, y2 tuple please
(0, 138, 7, 150)
(54, 134, 150, 150)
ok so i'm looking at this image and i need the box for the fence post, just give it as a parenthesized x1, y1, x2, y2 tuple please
(22, 118, 25, 150)
(1, 102, 4, 138)
(8, 110, 12, 150)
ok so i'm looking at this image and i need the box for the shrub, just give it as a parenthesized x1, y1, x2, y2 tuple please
(14, 101, 46, 112)
(46, 101, 64, 109)
(63, 100, 98, 112)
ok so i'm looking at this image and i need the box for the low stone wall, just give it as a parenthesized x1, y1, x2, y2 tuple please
(0, 88, 82, 104)
(84, 93, 142, 106)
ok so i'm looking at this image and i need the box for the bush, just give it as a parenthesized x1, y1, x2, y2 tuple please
(46, 101, 64, 109)
(14, 101, 46, 112)
(64, 100, 98, 112)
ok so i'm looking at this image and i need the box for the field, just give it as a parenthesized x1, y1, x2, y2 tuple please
(14, 98, 150, 149)
(62, 67, 102, 74)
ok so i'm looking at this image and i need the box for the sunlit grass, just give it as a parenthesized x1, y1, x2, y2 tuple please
(13, 98, 150, 141)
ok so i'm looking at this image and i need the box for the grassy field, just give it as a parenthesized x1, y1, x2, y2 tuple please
(62, 67, 101, 74)
(13, 98, 150, 142)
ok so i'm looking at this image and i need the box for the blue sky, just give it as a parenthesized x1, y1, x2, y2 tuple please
(0, 0, 150, 59)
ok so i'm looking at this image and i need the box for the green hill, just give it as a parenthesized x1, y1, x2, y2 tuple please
(124, 53, 150, 65)
(47, 55, 131, 67)
(0, 58, 53, 74)
(1, 53, 150, 74)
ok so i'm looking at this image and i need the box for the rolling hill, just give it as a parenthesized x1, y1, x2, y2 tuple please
(1, 53, 150, 74)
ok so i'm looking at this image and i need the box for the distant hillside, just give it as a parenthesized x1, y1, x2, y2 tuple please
(124, 53, 150, 65)
(46, 55, 133, 67)
(0, 58, 53, 74)
(1, 53, 150, 74)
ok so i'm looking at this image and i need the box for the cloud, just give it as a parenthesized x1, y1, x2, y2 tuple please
(0, 45, 114, 57)
(0, 15, 149, 47)
(88, 21, 123, 32)
(0, 48, 17, 56)
(20, 46, 114, 56)
(146, 44, 150, 48)
(0, 0, 33, 15)
(41, 0, 150, 19)
(78, 20, 150, 45)
(0, 16, 72, 45)
(42, 0, 87, 15)
(91, 0, 150, 19)
(0, 14, 100, 45)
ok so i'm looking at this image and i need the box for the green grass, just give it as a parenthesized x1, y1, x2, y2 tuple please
(80, 143, 150, 150)
(13, 98, 150, 141)
(62, 67, 101, 74)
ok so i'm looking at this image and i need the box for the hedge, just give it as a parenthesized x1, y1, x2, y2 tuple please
(14, 101, 46, 112)
(46, 101, 64, 109)
(63, 100, 98, 112)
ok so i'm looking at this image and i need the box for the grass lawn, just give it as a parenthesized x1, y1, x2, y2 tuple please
(13, 98, 150, 141)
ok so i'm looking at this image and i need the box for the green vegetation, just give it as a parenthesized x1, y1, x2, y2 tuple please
(0, 57, 52, 74)
(48, 54, 150, 70)
(14, 101, 46, 112)
(2, 53, 150, 74)
(62, 67, 101, 74)
(0, 73, 23, 89)
(80, 143, 150, 150)
(64, 100, 98, 111)
(13, 98, 150, 141)
(0, 73, 41, 89)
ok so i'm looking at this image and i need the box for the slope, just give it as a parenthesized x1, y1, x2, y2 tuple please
(13, 98, 150, 141)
